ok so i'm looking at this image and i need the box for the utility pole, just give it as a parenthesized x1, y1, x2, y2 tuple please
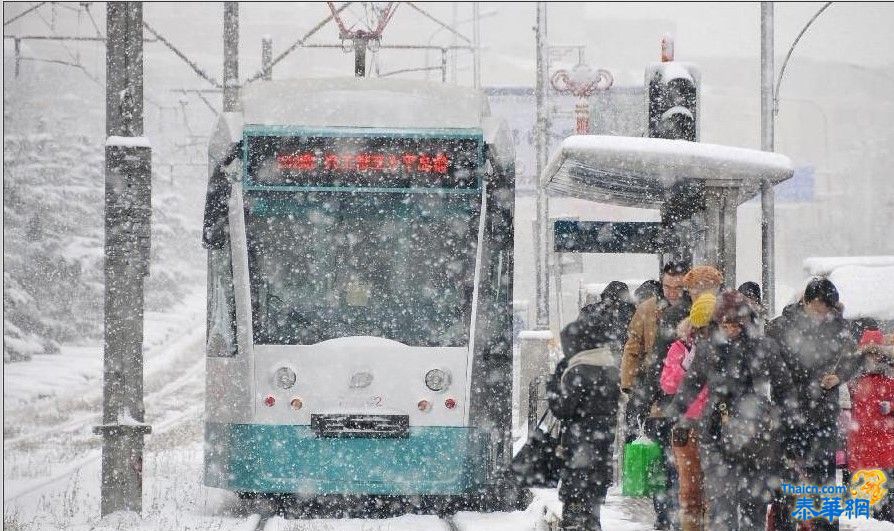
(760, 2, 775, 315)
(472, 2, 481, 88)
(261, 36, 273, 81)
(223, 2, 240, 111)
(93, 2, 152, 516)
(534, 2, 550, 329)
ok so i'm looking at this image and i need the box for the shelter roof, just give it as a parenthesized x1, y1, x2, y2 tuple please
(541, 135, 794, 207)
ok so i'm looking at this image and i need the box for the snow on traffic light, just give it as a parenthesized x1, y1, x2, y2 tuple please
(646, 62, 700, 142)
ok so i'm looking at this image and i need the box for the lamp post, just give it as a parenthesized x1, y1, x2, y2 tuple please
(761, 1, 833, 316)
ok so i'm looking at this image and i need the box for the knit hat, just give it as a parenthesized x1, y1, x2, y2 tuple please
(803, 277, 840, 308)
(713, 290, 756, 326)
(683, 266, 724, 293)
(689, 293, 717, 328)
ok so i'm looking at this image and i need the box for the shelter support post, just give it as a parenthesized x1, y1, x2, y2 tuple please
(701, 185, 738, 288)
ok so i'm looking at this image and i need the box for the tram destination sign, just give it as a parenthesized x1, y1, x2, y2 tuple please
(246, 134, 482, 189)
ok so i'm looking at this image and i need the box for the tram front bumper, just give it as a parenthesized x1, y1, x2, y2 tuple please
(204, 422, 489, 495)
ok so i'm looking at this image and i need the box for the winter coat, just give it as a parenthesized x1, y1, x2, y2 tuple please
(643, 298, 692, 417)
(561, 301, 633, 366)
(847, 372, 894, 471)
(620, 295, 665, 389)
(765, 303, 860, 429)
(660, 339, 709, 420)
(665, 330, 795, 463)
(552, 303, 625, 460)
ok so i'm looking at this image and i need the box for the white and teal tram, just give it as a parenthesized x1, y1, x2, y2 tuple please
(201, 78, 516, 508)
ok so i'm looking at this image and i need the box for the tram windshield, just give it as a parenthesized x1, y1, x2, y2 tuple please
(245, 191, 479, 347)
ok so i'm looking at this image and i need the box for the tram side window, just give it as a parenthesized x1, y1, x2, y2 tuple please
(207, 243, 238, 357)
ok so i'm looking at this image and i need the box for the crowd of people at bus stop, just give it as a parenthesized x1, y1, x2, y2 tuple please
(544, 262, 894, 531)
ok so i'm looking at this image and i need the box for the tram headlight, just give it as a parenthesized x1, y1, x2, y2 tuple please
(274, 367, 297, 390)
(424, 369, 451, 392)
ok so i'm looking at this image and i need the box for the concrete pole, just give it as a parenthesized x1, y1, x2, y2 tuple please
(761, 2, 776, 315)
(223, 2, 240, 112)
(261, 36, 273, 81)
(534, 2, 550, 329)
(94, 2, 152, 516)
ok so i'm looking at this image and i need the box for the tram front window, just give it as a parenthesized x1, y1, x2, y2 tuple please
(245, 192, 478, 347)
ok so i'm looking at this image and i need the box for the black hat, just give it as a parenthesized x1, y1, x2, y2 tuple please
(601, 281, 630, 304)
(635, 280, 662, 301)
(737, 281, 761, 304)
(803, 278, 840, 308)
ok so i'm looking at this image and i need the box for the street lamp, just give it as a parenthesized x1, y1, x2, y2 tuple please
(761, 1, 833, 316)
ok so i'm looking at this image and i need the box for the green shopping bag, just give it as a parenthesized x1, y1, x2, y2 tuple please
(622, 437, 666, 496)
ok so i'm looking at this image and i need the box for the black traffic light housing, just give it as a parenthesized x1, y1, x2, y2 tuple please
(646, 62, 700, 141)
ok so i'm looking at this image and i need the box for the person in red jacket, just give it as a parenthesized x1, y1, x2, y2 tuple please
(847, 327, 894, 522)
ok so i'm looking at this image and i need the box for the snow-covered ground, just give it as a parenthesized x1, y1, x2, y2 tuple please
(4, 289, 891, 530)
(0, 288, 652, 531)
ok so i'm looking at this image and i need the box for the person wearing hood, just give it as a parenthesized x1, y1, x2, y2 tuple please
(846, 327, 894, 522)
(552, 282, 634, 530)
(659, 294, 716, 531)
(666, 290, 795, 530)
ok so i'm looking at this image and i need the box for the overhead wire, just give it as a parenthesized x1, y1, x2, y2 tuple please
(3, 2, 49, 26)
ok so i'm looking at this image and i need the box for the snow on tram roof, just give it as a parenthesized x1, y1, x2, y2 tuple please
(542, 135, 794, 207)
(240, 77, 489, 130)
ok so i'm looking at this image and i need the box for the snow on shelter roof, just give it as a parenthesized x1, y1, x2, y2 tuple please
(240, 77, 488, 130)
(542, 135, 794, 208)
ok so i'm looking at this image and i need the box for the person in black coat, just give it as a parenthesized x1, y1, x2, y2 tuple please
(666, 290, 796, 530)
(765, 278, 860, 531)
(551, 282, 633, 531)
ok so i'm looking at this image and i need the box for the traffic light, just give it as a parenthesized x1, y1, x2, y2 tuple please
(646, 62, 700, 141)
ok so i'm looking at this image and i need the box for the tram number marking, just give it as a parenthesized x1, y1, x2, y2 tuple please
(368, 396, 384, 408)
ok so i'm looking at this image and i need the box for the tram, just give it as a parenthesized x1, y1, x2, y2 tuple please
(201, 77, 516, 509)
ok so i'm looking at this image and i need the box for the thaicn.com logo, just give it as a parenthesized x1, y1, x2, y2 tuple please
(781, 469, 889, 521)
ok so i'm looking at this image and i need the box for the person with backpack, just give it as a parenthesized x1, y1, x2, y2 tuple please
(550, 283, 634, 531)
(666, 290, 795, 530)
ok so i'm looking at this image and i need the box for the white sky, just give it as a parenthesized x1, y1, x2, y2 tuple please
(5, 2, 893, 89)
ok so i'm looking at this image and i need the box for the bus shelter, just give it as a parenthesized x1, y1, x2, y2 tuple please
(519, 136, 793, 429)
(541, 135, 794, 289)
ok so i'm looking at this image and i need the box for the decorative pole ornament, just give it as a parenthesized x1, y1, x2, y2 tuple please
(661, 33, 674, 62)
(550, 63, 613, 134)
